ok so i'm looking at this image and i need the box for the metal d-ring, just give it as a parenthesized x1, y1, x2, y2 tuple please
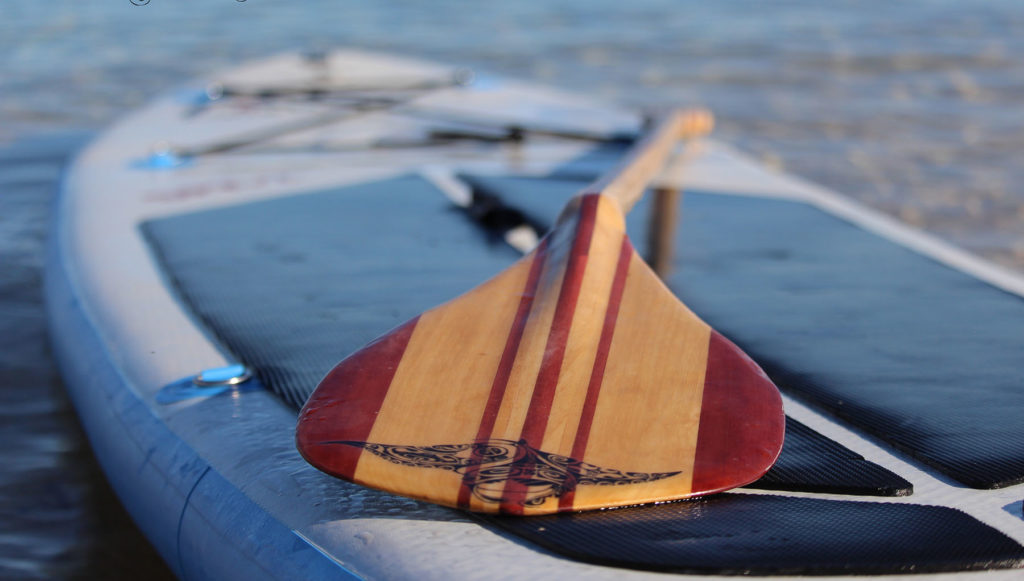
(192, 364, 253, 388)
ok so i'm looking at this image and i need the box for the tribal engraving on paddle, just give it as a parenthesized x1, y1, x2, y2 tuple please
(321, 438, 680, 506)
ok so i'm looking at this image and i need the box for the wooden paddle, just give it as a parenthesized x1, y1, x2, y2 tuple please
(297, 109, 784, 515)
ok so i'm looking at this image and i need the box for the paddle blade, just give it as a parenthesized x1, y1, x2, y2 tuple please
(297, 194, 783, 514)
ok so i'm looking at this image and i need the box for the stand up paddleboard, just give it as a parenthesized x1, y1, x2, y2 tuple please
(47, 49, 1024, 579)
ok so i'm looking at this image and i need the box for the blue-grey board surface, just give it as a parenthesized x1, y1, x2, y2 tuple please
(140, 173, 1024, 573)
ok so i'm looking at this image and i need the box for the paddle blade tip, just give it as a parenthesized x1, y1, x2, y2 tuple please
(688, 330, 785, 495)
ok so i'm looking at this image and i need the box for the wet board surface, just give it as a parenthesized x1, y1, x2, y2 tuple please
(142, 172, 1024, 572)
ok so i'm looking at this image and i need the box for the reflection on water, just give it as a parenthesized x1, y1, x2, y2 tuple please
(1, 0, 1023, 577)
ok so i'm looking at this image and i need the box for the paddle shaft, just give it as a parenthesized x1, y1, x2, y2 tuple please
(424, 108, 713, 257)
(589, 109, 713, 213)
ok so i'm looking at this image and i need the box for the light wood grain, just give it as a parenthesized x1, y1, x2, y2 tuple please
(353, 256, 536, 499)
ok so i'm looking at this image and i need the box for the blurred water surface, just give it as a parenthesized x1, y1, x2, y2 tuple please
(1, 0, 1023, 578)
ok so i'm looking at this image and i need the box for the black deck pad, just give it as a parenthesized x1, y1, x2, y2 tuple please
(750, 416, 912, 496)
(665, 193, 1024, 490)
(143, 175, 522, 409)
(480, 493, 1024, 575)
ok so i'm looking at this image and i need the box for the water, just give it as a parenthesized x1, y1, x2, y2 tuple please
(0, 134, 175, 579)
(2, 0, 1022, 577)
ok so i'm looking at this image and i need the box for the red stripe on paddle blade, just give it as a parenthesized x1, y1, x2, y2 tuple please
(296, 317, 419, 480)
(558, 234, 633, 511)
(502, 195, 601, 514)
(690, 330, 784, 494)
(458, 241, 550, 508)
(520, 195, 601, 442)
